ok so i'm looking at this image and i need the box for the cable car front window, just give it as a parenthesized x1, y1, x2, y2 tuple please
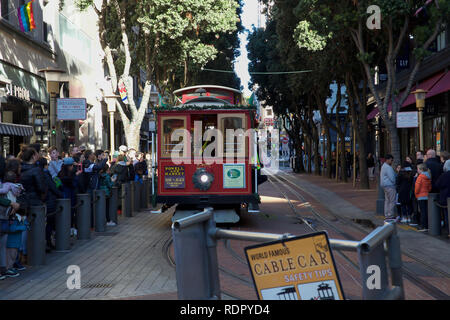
(218, 114, 247, 160)
(161, 116, 186, 158)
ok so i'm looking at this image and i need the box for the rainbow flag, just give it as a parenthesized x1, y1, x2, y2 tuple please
(17, 0, 36, 32)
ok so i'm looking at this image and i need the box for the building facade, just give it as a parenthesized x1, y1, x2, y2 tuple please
(0, 0, 52, 155)
(367, 27, 450, 161)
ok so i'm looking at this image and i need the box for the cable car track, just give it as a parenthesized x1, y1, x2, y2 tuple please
(274, 170, 450, 280)
(267, 170, 450, 300)
(161, 169, 449, 300)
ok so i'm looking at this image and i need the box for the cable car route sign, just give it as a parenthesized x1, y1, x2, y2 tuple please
(244, 231, 345, 300)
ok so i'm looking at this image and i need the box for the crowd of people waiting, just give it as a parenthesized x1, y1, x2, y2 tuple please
(0, 143, 149, 280)
(380, 149, 450, 236)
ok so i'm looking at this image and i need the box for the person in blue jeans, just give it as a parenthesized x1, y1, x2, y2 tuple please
(6, 214, 28, 276)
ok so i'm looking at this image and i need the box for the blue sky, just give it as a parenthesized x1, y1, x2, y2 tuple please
(234, 0, 266, 97)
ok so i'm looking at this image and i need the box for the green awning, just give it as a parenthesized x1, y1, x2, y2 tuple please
(0, 61, 49, 105)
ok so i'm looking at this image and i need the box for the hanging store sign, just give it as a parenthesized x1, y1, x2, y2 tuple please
(396, 111, 418, 128)
(57, 98, 87, 120)
(223, 163, 245, 189)
(5, 83, 31, 102)
(245, 231, 345, 300)
(164, 165, 185, 189)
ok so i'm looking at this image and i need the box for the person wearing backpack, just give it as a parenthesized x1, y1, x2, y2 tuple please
(98, 164, 115, 226)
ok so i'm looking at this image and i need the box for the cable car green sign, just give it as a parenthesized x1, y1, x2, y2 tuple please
(223, 164, 245, 188)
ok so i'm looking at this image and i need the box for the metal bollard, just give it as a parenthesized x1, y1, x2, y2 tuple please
(27, 205, 46, 266)
(357, 242, 389, 300)
(141, 178, 148, 209)
(428, 193, 441, 236)
(109, 186, 119, 224)
(122, 183, 132, 217)
(94, 189, 107, 232)
(130, 181, 136, 215)
(172, 217, 216, 299)
(55, 199, 71, 252)
(386, 225, 404, 299)
(135, 181, 142, 212)
(376, 184, 385, 215)
(76, 194, 91, 240)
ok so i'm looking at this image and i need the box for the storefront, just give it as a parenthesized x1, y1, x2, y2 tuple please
(368, 70, 450, 161)
(0, 60, 49, 156)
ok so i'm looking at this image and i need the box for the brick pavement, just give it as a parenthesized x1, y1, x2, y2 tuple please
(0, 207, 177, 300)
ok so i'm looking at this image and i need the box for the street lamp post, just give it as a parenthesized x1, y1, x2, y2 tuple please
(38, 68, 66, 149)
(412, 89, 428, 151)
(104, 94, 120, 153)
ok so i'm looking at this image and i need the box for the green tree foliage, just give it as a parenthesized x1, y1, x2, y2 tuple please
(75, 0, 239, 149)
(185, 0, 244, 90)
(293, 0, 450, 163)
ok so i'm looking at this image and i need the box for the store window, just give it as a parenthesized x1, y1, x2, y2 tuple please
(161, 116, 186, 158)
(1, 0, 8, 20)
(437, 30, 446, 52)
(424, 116, 447, 153)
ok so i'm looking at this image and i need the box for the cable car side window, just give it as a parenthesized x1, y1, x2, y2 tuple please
(161, 116, 187, 159)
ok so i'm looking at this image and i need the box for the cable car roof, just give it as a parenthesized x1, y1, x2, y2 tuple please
(173, 85, 242, 96)
(182, 96, 231, 106)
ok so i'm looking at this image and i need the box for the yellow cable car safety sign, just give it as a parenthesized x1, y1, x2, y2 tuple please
(245, 231, 345, 300)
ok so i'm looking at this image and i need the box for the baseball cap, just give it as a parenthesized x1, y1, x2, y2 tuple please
(119, 145, 128, 152)
(63, 157, 75, 165)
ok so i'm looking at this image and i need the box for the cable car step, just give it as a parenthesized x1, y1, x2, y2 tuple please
(172, 209, 240, 224)
(247, 202, 260, 213)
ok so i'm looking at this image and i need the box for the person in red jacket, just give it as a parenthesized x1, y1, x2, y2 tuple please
(415, 163, 432, 231)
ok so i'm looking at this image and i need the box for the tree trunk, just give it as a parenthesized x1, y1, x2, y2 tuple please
(339, 132, 347, 182)
(313, 132, 320, 176)
(387, 120, 401, 165)
(307, 135, 312, 173)
(325, 128, 332, 179)
(124, 121, 141, 151)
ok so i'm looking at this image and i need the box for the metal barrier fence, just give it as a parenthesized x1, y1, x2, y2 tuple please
(172, 208, 405, 300)
(25, 177, 152, 266)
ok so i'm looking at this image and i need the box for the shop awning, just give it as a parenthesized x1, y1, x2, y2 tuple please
(427, 71, 450, 99)
(0, 123, 34, 136)
(367, 71, 446, 120)
(401, 72, 445, 107)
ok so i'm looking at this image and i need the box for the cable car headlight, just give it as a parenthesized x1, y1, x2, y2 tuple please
(193, 168, 214, 191)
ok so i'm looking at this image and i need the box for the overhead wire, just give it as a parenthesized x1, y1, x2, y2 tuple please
(200, 68, 313, 75)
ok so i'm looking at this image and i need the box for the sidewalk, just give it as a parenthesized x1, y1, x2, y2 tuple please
(0, 208, 178, 300)
(278, 170, 450, 279)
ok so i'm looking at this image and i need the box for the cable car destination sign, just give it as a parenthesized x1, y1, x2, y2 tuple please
(245, 231, 345, 300)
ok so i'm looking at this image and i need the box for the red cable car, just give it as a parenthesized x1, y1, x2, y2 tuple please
(150, 85, 263, 223)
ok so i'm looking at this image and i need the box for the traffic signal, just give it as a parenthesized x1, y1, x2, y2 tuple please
(51, 126, 56, 135)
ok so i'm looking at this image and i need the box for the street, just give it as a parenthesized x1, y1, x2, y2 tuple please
(0, 168, 449, 300)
